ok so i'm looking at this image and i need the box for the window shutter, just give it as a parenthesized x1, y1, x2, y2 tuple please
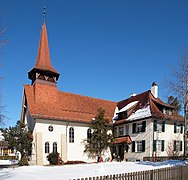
(153, 120, 157, 131)
(125, 144, 129, 152)
(162, 121, 165, 132)
(180, 141, 183, 151)
(174, 141, 176, 151)
(174, 123, 177, 133)
(162, 140, 165, 151)
(132, 123, 136, 134)
(153, 140, 156, 152)
(142, 140, 145, 152)
(142, 121, 146, 132)
(132, 141, 135, 152)
(180, 124, 183, 134)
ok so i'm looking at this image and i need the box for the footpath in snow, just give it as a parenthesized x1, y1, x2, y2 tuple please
(0, 160, 188, 180)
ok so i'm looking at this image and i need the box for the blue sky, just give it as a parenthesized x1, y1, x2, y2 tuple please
(1, 0, 188, 127)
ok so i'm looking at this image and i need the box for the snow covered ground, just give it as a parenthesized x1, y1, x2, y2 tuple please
(0, 160, 187, 180)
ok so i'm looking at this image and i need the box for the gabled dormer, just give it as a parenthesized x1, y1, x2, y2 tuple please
(28, 23, 60, 86)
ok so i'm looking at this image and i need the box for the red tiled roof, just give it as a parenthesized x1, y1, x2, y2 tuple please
(34, 23, 59, 74)
(113, 136, 132, 144)
(24, 83, 116, 123)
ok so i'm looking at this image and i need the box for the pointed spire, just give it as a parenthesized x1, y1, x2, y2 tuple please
(34, 23, 59, 74)
(28, 23, 60, 85)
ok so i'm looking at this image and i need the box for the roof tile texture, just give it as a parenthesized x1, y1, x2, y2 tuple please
(34, 23, 59, 74)
(24, 83, 116, 123)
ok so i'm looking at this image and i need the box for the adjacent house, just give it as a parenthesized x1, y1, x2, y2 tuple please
(113, 82, 183, 162)
(20, 22, 116, 165)
(0, 131, 16, 159)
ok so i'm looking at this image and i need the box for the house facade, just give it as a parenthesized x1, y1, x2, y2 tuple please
(113, 83, 184, 162)
(21, 22, 116, 165)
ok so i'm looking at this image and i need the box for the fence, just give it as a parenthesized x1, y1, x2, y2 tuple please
(74, 165, 188, 180)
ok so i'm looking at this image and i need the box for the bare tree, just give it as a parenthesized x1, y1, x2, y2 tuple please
(166, 140, 181, 159)
(165, 48, 188, 158)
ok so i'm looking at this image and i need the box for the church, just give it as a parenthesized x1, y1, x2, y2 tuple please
(20, 22, 116, 165)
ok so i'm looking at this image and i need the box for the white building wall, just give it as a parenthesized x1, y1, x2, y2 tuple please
(122, 118, 184, 161)
(67, 123, 95, 162)
(125, 118, 153, 161)
(30, 119, 98, 165)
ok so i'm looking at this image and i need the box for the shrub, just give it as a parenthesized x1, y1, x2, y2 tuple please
(47, 152, 62, 165)
(19, 156, 29, 166)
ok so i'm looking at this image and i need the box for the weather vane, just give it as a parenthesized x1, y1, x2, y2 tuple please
(43, 0, 46, 22)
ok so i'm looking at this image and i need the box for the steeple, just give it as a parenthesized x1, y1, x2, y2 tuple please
(28, 22, 60, 86)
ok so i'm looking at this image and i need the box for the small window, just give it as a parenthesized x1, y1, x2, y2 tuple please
(48, 126, 53, 132)
(174, 141, 182, 152)
(47, 77, 55, 82)
(114, 127, 118, 137)
(38, 75, 45, 80)
(136, 141, 143, 152)
(132, 140, 145, 152)
(45, 142, 50, 153)
(154, 120, 165, 132)
(119, 125, 124, 136)
(53, 142, 57, 153)
(132, 121, 146, 133)
(69, 127, 74, 143)
(125, 124, 129, 135)
(87, 129, 92, 141)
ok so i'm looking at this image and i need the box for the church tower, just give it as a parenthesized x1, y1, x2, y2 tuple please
(28, 22, 60, 86)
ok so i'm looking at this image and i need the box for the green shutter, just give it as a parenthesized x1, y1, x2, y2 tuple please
(154, 120, 157, 131)
(180, 124, 183, 134)
(174, 141, 176, 151)
(142, 140, 145, 152)
(174, 123, 177, 133)
(142, 121, 146, 132)
(153, 140, 156, 152)
(132, 123, 136, 134)
(162, 121, 165, 132)
(132, 141, 135, 152)
(180, 141, 183, 151)
(162, 140, 165, 151)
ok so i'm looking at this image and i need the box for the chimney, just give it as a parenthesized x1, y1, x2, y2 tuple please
(151, 82, 158, 98)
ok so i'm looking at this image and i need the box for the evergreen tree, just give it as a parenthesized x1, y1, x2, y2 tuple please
(84, 108, 113, 161)
(167, 96, 181, 114)
(2, 120, 32, 165)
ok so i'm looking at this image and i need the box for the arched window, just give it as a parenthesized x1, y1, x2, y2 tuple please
(45, 142, 50, 153)
(69, 127, 74, 143)
(87, 129, 92, 142)
(38, 75, 45, 80)
(47, 77, 55, 82)
(53, 142, 57, 153)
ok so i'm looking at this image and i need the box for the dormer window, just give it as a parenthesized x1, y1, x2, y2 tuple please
(163, 108, 172, 115)
(118, 111, 127, 120)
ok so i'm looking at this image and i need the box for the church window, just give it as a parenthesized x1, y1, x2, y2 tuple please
(69, 127, 74, 143)
(45, 142, 50, 153)
(48, 125, 53, 132)
(53, 142, 57, 153)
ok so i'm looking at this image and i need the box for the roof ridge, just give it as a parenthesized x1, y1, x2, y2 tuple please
(58, 90, 116, 103)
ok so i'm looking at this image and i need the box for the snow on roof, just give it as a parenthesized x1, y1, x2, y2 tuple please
(118, 101, 139, 113)
(127, 105, 151, 121)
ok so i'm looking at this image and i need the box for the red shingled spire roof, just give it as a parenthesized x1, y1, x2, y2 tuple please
(34, 22, 59, 74)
